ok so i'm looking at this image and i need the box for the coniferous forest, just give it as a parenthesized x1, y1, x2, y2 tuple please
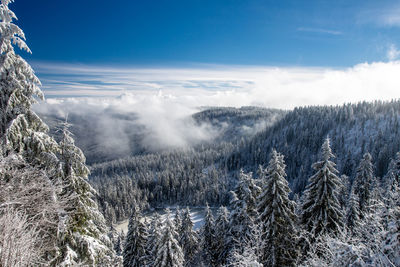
(1, 1, 400, 267)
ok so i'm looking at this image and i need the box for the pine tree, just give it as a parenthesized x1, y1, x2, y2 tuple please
(301, 137, 344, 238)
(146, 213, 163, 266)
(345, 187, 360, 233)
(227, 191, 257, 256)
(382, 183, 400, 266)
(201, 204, 217, 266)
(153, 209, 184, 267)
(353, 153, 375, 216)
(235, 169, 261, 219)
(338, 174, 350, 210)
(224, 247, 262, 267)
(179, 207, 199, 266)
(123, 206, 148, 267)
(226, 170, 261, 257)
(174, 207, 182, 232)
(257, 149, 298, 267)
(384, 152, 400, 193)
(0, 0, 58, 164)
(57, 121, 117, 266)
(214, 206, 230, 265)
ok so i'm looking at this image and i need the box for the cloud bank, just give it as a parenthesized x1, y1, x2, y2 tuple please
(34, 61, 400, 110)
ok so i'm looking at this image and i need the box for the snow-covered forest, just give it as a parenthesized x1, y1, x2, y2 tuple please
(1, 1, 400, 266)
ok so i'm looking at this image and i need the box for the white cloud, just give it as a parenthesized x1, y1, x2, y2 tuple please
(34, 61, 400, 110)
(377, 8, 400, 27)
(387, 44, 400, 61)
(297, 27, 342, 35)
(358, 5, 400, 27)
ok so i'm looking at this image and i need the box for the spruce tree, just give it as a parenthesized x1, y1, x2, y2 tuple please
(257, 149, 298, 267)
(227, 191, 257, 256)
(235, 169, 261, 219)
(58, 121, 117, 266)
(385, 152, 400, 193)
(301, 137, 344, 238)
(225, 247, 262, 267)
(214, 206, 230, 265)
(146, 213, 163, 266)
(179, 207, 199, 266)
(201, 204, 217, 266)
(153, 209, 184, 267)
(353, 153, 375, 216)
(338, 174, 350, 210)
(226, 170, 261, 257)
(345, 187, 360, 234)
(174, 207, 182, 232)
(382, 182, 400, 266)
(0, 0, 58, 164)
(123, 206, 148, 267)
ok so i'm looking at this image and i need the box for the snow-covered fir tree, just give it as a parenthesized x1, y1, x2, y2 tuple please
(353, 153, 375, 216)
(123, 206, 148, 267)
(0, 0, 58, 165)
(235, 169, 261, 219)
(353, 186, 386, 262)
(174, 207, 182, 233)
(179, 207, 199, 266)
(384, 152, 400, 193)
(345, 187, 360, 233)
(301, 137, 344, 238)
(227, 190, 258, 258)
(201, 204, 217, 266)
(382, 182, 400, 266)
(224, 247, 262, 267)
(146, 212, 163, 265)
(57, 121, 117, 266)
(226, 170, 261, 254)
(214, 206, 230, 265)
(257, 149, 298, 266)
(338, 174, 350, 210)
(153, 209, 184, 267)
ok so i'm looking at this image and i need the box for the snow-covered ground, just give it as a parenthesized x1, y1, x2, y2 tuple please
(115, 207, 217, 234)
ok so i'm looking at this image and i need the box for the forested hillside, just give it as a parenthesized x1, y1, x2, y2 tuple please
(228, 101, 400, 193)
(87, 100, 400, 226)
(86, 107, 283, 223)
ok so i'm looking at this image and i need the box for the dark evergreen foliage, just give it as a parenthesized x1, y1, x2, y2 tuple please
(301, 138, 344, 238)
(123, 206, 148, 267)
(257, 149, 298, 266)
(353, 153, 375, 216)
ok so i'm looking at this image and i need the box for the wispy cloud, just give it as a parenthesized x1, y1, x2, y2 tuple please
(387, 44, 400, 61)
(297, 27, 342, 35)
(377, 8, 400, 27)
(358, 5, 400, 27)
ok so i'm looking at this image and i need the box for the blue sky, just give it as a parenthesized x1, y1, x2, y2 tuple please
(13, 0, 400, 67)
(8, 0, 400, 107)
